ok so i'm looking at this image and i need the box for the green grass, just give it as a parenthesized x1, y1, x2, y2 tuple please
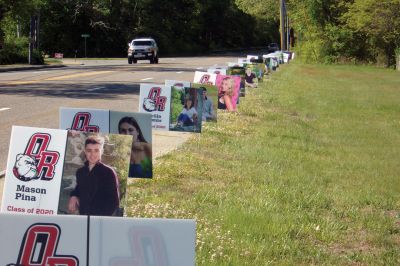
(44, 58, 63, 64)
(126, 63, 400, 265)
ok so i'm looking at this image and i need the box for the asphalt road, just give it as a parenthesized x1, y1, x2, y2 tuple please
(0, 56, 239, 172)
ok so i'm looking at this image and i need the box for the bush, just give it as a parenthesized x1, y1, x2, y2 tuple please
(30, 49, 44, 64)
(0, 37, 44, 65)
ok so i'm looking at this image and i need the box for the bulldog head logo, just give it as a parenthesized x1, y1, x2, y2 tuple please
(13, 154, 38, 182)
(143, 98, 156, 112)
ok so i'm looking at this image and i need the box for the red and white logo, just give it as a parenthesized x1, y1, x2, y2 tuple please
(143, 87, 167, 112)
(13, 133, 60, 182)
(9, 223, 78, 266)
(199, 74, 212, 85)
(68, 112, 99, 132)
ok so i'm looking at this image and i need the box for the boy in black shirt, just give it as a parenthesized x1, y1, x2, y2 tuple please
(68, 135, 119, 216)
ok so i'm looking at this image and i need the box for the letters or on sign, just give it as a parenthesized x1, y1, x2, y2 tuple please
(139, 84, 171, 131)
(0, 213, 196, 266)
(193, 71, 217, 85)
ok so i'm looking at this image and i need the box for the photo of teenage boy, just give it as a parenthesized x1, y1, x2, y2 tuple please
(191, 83, 218, 121)
(118, 116, 152, 178)
(68, 135, 120, 216)
(201, 87, 215, 121)
(245, 67, 258, 88)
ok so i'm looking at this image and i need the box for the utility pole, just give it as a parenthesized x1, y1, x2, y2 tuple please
(286, 16, 290, 50)
(28, 16, 34, 64)
(28, 13, 39, 64)
(280, 0, 287, 51)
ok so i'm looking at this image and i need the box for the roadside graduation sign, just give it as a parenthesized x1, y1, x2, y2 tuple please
(0, 126, 132, 216)
(0, 213, 196, 266)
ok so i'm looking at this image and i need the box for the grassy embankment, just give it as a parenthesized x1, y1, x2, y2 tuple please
(126, 63, 400, 265)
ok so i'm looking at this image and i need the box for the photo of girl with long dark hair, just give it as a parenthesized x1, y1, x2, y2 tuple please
(118, 116, 152, 178)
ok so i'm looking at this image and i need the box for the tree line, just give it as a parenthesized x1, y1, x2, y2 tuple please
(0, 0, 280, 62)
(1, 0, 399, 67)
(287, 0, 400, 67)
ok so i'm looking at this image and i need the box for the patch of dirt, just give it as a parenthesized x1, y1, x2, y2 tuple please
(305, 113, 317, 121)
(327, 229, 379, 257)
(301, 67, 325, 77)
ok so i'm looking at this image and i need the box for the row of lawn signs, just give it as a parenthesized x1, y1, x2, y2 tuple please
(236, 51, 295, 73)
(0, 117, 195, 265)
(0, 213, 195, 265)
(225, 60, 267, 93)
(60, 108, 153, 179)
(0, 55, 280, 264)
(0, 54, 292, 265)
(0, 109, 196, 264)
(140, 74, 240, 131)
(1, 107, 156, 217)
(140, 66, 268, 131)
(1, 59, 272, 219)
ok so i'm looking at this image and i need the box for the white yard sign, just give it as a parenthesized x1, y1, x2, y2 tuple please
(1, 126, 67, 215)
(0, 213, 196, 266)
(60, 107, 110, 133)
(193, 71, 217, 85)
(139, 84, 171, 131)
(207, 68, 227, 75)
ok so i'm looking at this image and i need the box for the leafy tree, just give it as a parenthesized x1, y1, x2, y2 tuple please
(341, 0, 400, 66)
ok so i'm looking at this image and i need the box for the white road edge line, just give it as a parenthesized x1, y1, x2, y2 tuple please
(196, 67, 203, 70)
(0, 108, 11, 112)
(32, 71, 49, 74)
(176, 71, 184, 74)
(87, 87, 105, 92)
(141, 77, 154, 81)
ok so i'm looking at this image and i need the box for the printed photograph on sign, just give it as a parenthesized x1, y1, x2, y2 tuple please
(165, 80, 192, 128)
(191, 83, 218, 122)
(244, 63, 265, 87)
(193, 71, 217, 85)
(59, 107, 109, 133)
(58, 132, 132, 217)
(207, 67, 227, 75)
(227, 66, 246, 97)
(0, 213, 195, 266)
(169, 87, 203, 132)
(215, 75, 241, 111)
(167, 80, 191, 131)
(1, 126, 67, 216)
(139, 84, 171, 131)
(89, 216, 196, 266)
(109, 111, 152, 179)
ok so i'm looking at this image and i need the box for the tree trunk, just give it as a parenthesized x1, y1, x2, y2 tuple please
(397, 53, 400, 71)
